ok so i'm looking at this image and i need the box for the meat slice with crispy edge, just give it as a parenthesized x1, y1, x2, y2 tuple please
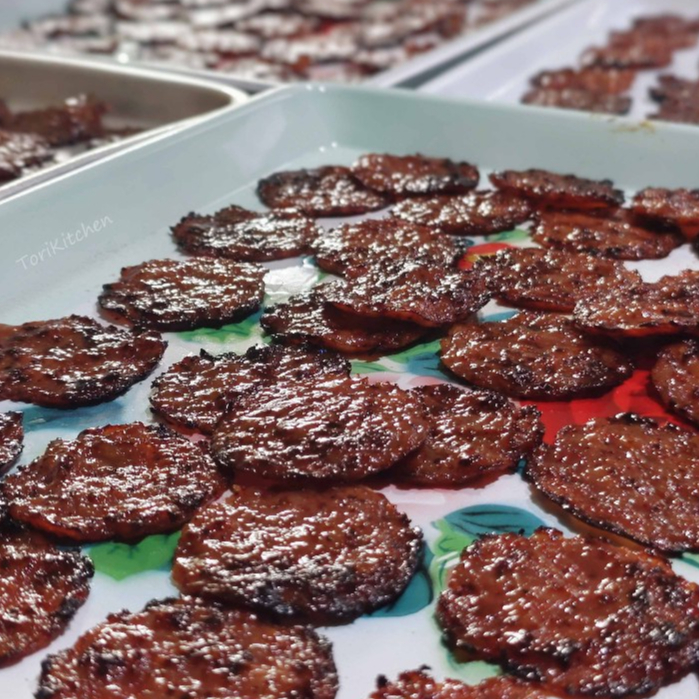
(437, 528, 699, 697)
(390, 190, 532, 236)
(0, 129, 54, 181)
(171, 205, 320, 262)
(150, 344, 351, 434)
(489, 168, 624, 210)
(0, 315, 166, 408)
(2, 422, 226, 543)
(581, 39, 674, 70)
(313, 217, 457, 276)
(475, 247, 641, 313)
(261, 287, 427, 356)
(574, 269, 699, 339)
(392, 383, 543, 487)
(0, 522, 93, 668)
(257, 166, 389, 216)
(522, 88, 632, 116)
(0, 412, 22, 475)
(441, 312, 633, 400)
(531, 208, 683, 260)
(351, 153, 479, 199)
(99, 258, 265, 331)
(211, 375, 428, 483)
(652, 340, 699, 427)
(370, 669, 550, 699)
(173, 485, 422, 623)
(36, 596, 338, 699)
(529, 414, 699, 552)
(530, 67, 636, 94)
(632, 187, 699, 240)
(323, 261, 490, 328)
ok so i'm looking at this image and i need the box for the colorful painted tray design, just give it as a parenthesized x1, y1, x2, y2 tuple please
(2, 85, 699, 698)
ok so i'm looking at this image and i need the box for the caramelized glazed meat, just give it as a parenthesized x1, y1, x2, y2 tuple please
(632, 187, 699, 240)
(630, 14, 699, 47)
(257, 166, 389, 216)
(530, 67, 636, 94)
(0, 129, 53, 181)
(8, 95, 107, 147)
(652, 340, 699, 426)
(0, 315, 165, 408)
(3, 423, 225, 543)
(261, 287, 427, 355)
(477, 247, 641, 312)
(649, 75, 699, 107)
(441, 312, 633, 400)
(437, 528, 699, 696)
(313, 217, 457, 275)
(351, 153, 479, 198)
(575, 270, 699, 338)
(324, 262, 490, 328)
(99, 258, 265, 331)
(211, 375, 428, 482)
(529, 414, 699, 552)
(172, 205, 320, 261)
(489, 168, 624, 210)
(532, 208, 682, 260)
(0, 412, 22, 475)
(151, 344, 350, 434)
(0, 523, 93, 667)
(390, 190, 532, 236)
(393, 384, 542, 487)
(173, 485, 422, 622)
(522, 88, 632, 115)
(37, 597, 338, 699)
(370, 670, 549, 699)
(581, 38, 674, 70)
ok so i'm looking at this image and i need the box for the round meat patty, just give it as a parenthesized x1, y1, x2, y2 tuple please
(370, 670, 550, 699)
(212, 375, 428, 482)
(574, 269, 699, 338)
(324, 261, 490, 328)
(2, 422, 226, 543)
(0, 315, 166, 408)
(489, 168, 624, 210)
(476, 247, 641, 312)
(632, 187, 699, 240)
(652, 340, 699, 426)
(437, 528, 699, 697)
(351, 153, 479, 198)
(261, 287, 427, 355)
(0, 412, 22, 475)
(37, 596, 338, 699)
(529, 414, 699, 552)
(0, 523, 93, 668)
(171, 205, 320, 262)
(390, 190, 532, 236)
(531, 208, 683, 259)
(172, 485, 422, 623)
(257, 166, 389, 217)
(393, 384, 542, 486)
(313, 217, 457, 275)
(150, 344, 351, 434)
(99, 258, 265, 331)
(441, 312, 633, 400)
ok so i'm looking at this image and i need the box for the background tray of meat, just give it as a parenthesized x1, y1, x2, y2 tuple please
(0, 49, 246, 201)
(0, 0, 578, 92)
(421, 0, 699, 125)
(3, 83, 699, 699)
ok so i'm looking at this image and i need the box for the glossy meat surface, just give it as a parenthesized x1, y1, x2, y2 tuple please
(522, 87, 632, 115)
(0, 315, 165, 408)
(0, 129, 53, 181)
(632, 187, 699, 239)
(173, 485, 422, 622)
(0, 412, 22, 475)
(441, 312, 633, 399)
(212, 375, 428, 482)
(530, 67, 636, 94)
(652, 340, 699, 427)
(437, 528, 699, 696)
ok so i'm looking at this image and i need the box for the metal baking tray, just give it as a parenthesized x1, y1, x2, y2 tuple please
(2, 85, 699, 699)
(0, 0, 579, 93)
(0, 49, 247, 200)
(420, 0, 699, 122)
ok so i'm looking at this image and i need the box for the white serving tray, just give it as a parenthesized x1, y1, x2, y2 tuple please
(421, 0, 699, 123)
